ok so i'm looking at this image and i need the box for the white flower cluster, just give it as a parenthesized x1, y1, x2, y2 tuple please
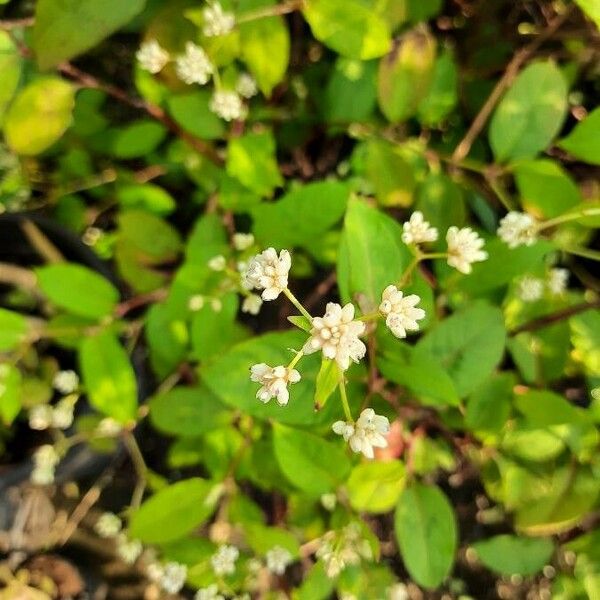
(53, 370, 79, 394)
(31, 445, 60, 485)
(265, 545, 293, 575)
(244, 248, 291, 300)
(233, 232, 255, 251)
(379, 285, 425, 338)
(96, 417, 122, 437)
(94, 512, 122, 538)
(29, 396, 76, 431)
(116, 535, 143, 564)
(316, 523, 373, 578)
(497, 211, 537, 248)
(446, 226, 488, 274)
(303, 302, 366, 371)
(136, 39, 170, 73)
(236, 73, 258, 99)
(210, 90, 247, 121)
(148, 561, 188, 594)
(250, 364, 301, 406)
(196, 585, 224, 600)
(518, 276, 544, 302)
(242, 293, 263, 315)
(211, 544, 239, 576)
(333, 408, 390, 459)
(202, 1, 235, 37)
(176, 41, 214, 85)
(548, 267, 568, 295)
(518, 267, 569, 302)
(401, 211, 438, 245)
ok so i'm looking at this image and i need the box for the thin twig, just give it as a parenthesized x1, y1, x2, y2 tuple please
(304, 271, 337, 311)
(0, 262, 39, 294)
(20, 219, 65, 263)
(114, 288, 169, 318)
(510, 299, 600, 336)
(452, 6, 572, 163)
(0, 17, 35, 30)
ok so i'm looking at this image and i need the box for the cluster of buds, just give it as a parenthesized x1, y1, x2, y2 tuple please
(316, 523, 373, 578)
(518, 267, 569, 302)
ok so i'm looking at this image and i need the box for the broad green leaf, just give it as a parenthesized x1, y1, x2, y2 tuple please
(501, 427, 565, 462)
(273, 423, 351, 496)
(4, 77, 75, 156)
(0, 32, 22, 122)
(558, 107, 600, 165)
(411, 436, 456, 475)
(314, 358, 339, 410)
(226, 131, 283, 197)
(244, 522, 300, 557)
(295, 562, 335, 600)
(337, 197, 411, 304)
(513, 159, 581, 218)
(0, 364, 22, 425)
(168, 91, 225, 140)
(129, 478, 221, 543)
(79, 331, 138, 423)
(150, 386, 227, 437)
(472, 535, 554, 576)
(406, 0, 443, 22)
(303, 0, 391, 60)
(570, 310, 600, 376)
(186, 213, 229, 265)
(145, 303, 188, 379)
(574, 0, 600, 28)
(33, 0, 146, 70)
(515, 390, 585, 427)
(364, 139, 415, 207)
(378, 28, 436, 122)
(252, 181, 348, 248)
(239, 0, 290, 96)
(111, 120, 167, 159)
(347, 460, 406, 513)
(489, 61, 568, 161)
(0, 308, 28, 351)
(395, 482, 457, 588)
(36, 263, 119, 319)
(417, 50, 458, 124)
(116, 183, 176, 215)
(466, 372, 514, 433)
(416, 302, 506, 396)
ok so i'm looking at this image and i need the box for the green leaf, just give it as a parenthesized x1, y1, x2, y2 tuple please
(0, 364, 22, 425)
(36, 263, 119, 319)
(513, 159, 582, 218)
(466, 372, 515, 433)
(515, 390, 586, 427)
(33, 0, 146, 70)
(574, 0, 600, 27)
(337, 197, 411, 304)
(79, 331, 138, 423)
(472, 535, 554, 576)
(303, 0, 391, 60)
(244, 522, 300, 557)
(129, 478, 221, 544)
(0, 32, 22, 122)
(346, 460, 406, 513)
(558, 107, 600, 165)
(111, 120, 167, 159)
(416, 302, 506, 396)
(150, 386, 227, 437)
(395, 482, 457, 588)
(252, 181, 348, 248)
(287, 315, 312, 332)
(417, 49, 458, 125)
(273, 423, 351, 497)
(4, 77, 75, 156)
(364, 139, 415, 207)
(377, 28, 437, 122)
(314, 358, 339, 410)
(239, 0, 290, 96)
(226, 131, 283, 197)
(0, 308, 28, 351)
(489, 61, 568, 162)
(167, 91, 226, 140)
(186, 213, 229, 265)
(116, 183, 176, 216)
(145, 303, 188, 378)
(570, 310, 600, 376)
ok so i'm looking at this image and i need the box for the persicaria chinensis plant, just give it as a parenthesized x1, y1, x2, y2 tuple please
(1, 0, 600, 598)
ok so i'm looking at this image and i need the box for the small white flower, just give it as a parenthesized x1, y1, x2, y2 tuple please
(236, 73, 258, 99)
(211, 544, 239, 576)
(159, 562, 187, 594)
(195, 585, 224, 600)
(176, 42, 213, 85)
(250, 363, 301, 406)
(96, 417, 122, 437)
(233, 232, 255, 251)
(265, 546, 293, 575)
(244, 248, 291, 301)
(389, 582, 409, 600)
(189, 294, 205, 311)
(303, 303, 366, 371)
(446, 226, 488, 274)
(52, 396, 76, 429)
(29, 404, 53, 430)
(379, 285, 425, 338)
(548, 268, 569, 296)
(210, 298, 222, 312)
(82, 226, 103, 246)
(202, 1, 235, 37)
(94, 512, 122, 538)
(401, 211, 438, 245)
(208, 255, 227, 271)
(146, 562, 164, 583)
(31, 445, 60, 485)
(242, 293, 263, 315)
(333, 408, 390, 459)
(320, 493, 337, 511)
(518, 276, 544, 302)
(116, 535, 143, 564)
(136, 39, 170, 74)
(209, 90, 247, 121)
(497, 211, 537, 248)
(53, 370, 79, 394)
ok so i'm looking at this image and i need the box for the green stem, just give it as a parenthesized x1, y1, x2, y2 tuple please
(123, 431, 148, 510)
(283, 287, 313, 321)
(338, 374, 353, 422)
(421, 252, 448, 260)
(358, 311, 380, 322)
(236, 0, 303, 23)
(560, 245, 600, 261)
(287, 349, 304, 370)
(538, 208, 600, 231)
(398, 255, 421, 287)
(488, 178, 514, 211)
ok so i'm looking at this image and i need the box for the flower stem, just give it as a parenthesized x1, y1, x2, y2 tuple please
(537, 208, 600, 231)
(559, 245, 600, 261)
(236, 0, 303, 23)
(338, 374, 353, 422)
(358, 311, 380, 322)
(287, 349, 304, 370)
(398, 255, 421, 287)
(283, 287, 313, 321)
(421, 252, 448, 260)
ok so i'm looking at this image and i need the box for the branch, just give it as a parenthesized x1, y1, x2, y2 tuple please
(509, 299, 600, 336)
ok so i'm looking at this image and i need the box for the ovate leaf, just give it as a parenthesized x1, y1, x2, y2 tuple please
(347, 460, 406, 513)
(0, 32, 22, 121)
(0, 308, 28, 351)
(0, 364, 22, 425)
(558, 107, 600, 165)
(314, 358, 339, 410)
